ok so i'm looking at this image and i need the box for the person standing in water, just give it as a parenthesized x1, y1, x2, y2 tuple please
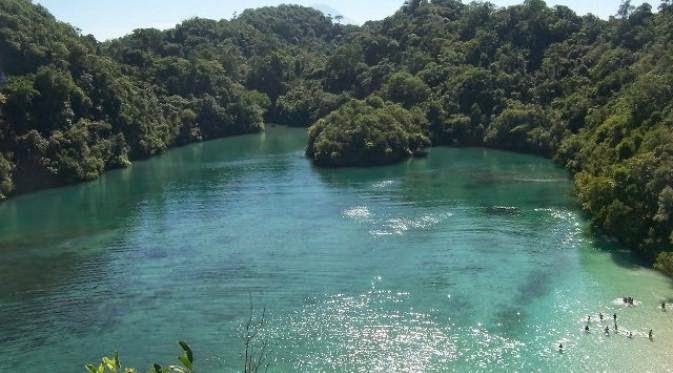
(604, 326, 610, 335)
(585, 325, 590, 333)
(587, 315, 591, 323)
(559, 343, 563, 353)
(649, 329, 653, 340)
(662, 302, 666, 311)
(599, 312, 604, 321)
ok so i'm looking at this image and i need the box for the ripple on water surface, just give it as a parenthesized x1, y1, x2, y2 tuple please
(270, 290, 531, 372)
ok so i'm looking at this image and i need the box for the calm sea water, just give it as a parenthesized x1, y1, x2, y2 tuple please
(0, 126, 671, 372)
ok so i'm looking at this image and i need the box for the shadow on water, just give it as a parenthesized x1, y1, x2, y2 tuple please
(577, 228, 673, 297)
(309, 158, 416, 188)
(589, 234, 673, 288)
(592, 236, 651, 269)
(493, 269, 555, 335)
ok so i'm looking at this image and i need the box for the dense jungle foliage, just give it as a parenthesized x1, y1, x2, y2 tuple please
(307, 96, 430, 166)
(1, 0, 673, 273)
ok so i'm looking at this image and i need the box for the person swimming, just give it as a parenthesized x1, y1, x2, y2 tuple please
(628, 332, 633, 339)
(662, 302, 666, 311)
(599, 312, 604, 320)
(585, 325, 590, 333)
(604, 326, 610, 335)
(559, 343, 563, 353)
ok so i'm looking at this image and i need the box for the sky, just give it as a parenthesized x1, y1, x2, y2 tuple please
(36, 0, 649, 41)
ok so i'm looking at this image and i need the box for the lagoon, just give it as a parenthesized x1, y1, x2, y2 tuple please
(0, 126, 671, 372)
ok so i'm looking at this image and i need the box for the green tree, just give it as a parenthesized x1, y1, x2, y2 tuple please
(307, 97, 430, 166)
(382, 71, 431, 108)
(0, 152, 13, 199)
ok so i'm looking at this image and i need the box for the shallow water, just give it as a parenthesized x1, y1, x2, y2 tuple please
(0, 126, 671, 372)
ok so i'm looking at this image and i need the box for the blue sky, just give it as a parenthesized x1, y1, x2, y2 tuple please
(36, 0, 647, 41)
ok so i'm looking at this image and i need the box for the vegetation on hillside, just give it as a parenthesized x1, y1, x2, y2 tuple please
(0, 1, 341, 196)
(1, 0, 673, 272)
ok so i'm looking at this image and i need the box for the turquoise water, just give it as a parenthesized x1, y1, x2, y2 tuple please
(0, 126, 671, 372)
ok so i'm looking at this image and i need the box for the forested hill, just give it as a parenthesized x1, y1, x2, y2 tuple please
(1, 0, 673, 274)
(0, 1, 348, 197)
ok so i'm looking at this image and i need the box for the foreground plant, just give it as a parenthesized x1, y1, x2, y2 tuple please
(85, 341, 193, 373)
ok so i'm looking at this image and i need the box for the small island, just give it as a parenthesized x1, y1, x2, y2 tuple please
(306, 97, 430, 167)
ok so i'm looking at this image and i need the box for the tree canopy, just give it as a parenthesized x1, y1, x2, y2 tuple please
(307, 96, 430, 166)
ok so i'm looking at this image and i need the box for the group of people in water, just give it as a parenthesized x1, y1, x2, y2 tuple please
(557, 297, 665, 354)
